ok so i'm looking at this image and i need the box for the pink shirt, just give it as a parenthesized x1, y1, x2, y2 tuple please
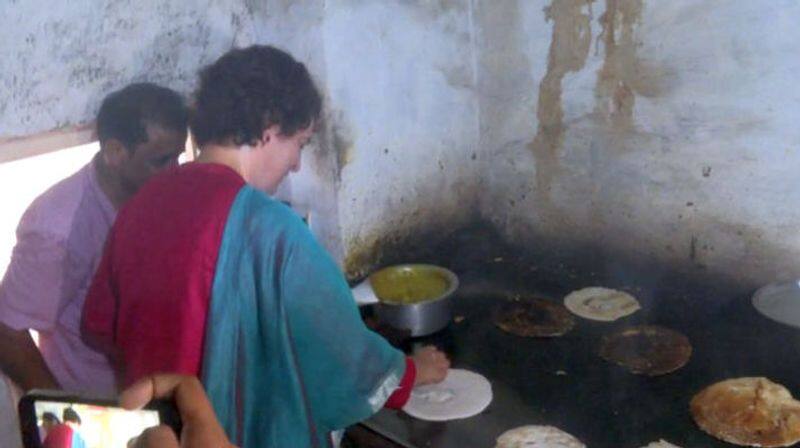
(0, 160, 117, 395)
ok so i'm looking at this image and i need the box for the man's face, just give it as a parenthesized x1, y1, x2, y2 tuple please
(245, 124, 314, 194)
(119, 124, 188, 194)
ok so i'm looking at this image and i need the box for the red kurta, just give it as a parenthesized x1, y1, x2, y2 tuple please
(82, 162, 415, 406)
(83, 163, 245, 385)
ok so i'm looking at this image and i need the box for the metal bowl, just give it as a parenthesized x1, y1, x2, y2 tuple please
(369, 264, 459, 337)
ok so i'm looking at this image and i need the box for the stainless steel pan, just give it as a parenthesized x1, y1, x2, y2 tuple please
(352, 264, 459, 337)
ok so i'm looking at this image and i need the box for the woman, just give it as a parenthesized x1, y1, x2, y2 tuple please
(82, 45, 449, 447)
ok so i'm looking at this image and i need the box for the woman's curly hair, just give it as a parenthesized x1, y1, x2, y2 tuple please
(191, 45, 322, 147)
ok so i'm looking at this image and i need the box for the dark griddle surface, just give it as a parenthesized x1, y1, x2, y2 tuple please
(361, 225, 800, 448)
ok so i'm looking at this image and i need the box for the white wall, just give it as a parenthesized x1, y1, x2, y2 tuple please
(3, 1, 799, 286)
(0, 0, 259, 139)
(319, 0, 481, 275)
(229, 0, 484, 274)
(477, 0, 800, 287)
(0, 0, 484, 276)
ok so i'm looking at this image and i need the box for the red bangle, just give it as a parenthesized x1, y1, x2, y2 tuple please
(384, 357, 416, 409)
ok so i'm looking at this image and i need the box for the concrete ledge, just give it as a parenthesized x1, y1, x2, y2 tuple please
(0, 124, 95, 164)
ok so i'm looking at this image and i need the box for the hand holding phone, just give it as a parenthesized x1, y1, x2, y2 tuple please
(18, 389, 178, 448)
(19, 375, 231, 448)
(120, 375, 233, 448)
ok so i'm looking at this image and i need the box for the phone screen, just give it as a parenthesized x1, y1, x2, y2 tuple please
(34, 400, 160, 448)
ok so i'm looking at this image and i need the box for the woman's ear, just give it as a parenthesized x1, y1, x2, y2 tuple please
(261, 125, 282, 145)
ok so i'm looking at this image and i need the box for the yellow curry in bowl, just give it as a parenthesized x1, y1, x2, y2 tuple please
(369, 264, 456, 305)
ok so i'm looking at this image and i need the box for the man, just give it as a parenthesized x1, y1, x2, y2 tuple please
(83, 45, 449, 447)
(0, 83, 189, 395)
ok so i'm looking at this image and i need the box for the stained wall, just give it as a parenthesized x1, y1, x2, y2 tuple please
(477, 0, 800, 288)
(3, 1, 799, 286)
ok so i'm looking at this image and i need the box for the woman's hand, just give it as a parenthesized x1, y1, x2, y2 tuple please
(412, 345, 450, 386)
(120, 374, 235, 448)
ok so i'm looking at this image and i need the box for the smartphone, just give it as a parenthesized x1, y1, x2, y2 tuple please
(18, 389, 181, 448)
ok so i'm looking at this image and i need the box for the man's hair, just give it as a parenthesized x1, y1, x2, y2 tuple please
(96, 82, 188, 150)
(191, 45, 322, 147)
(62, 408, 81, 425)
(42, 412, 59, 424)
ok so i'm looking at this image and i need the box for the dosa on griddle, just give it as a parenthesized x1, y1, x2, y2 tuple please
(494, 425, 585, 448)
(598, 325, 691, 376)
(493, 297, 575, 337)
(639, 441, 682, 448)
(564, 287, 640, 321)
(691, 377, 800, 447)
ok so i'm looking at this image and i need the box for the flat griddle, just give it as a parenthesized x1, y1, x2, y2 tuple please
(361, 225, 800, 448)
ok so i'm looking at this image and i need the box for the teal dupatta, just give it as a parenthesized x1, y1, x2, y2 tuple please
(201, 186, 406, 447)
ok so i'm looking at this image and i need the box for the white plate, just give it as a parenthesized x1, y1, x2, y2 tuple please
(752, 280, 800, 329)
(403, 369, 492, 421)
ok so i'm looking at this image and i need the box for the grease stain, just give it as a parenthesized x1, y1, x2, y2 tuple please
(529, 0, 595, 206)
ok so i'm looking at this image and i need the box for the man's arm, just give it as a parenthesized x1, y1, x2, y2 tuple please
(0, 230, 71, 391)
(0, 323, 58, 390)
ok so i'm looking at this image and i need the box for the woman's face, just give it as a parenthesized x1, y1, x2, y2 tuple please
(243, 124, 314, 194)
